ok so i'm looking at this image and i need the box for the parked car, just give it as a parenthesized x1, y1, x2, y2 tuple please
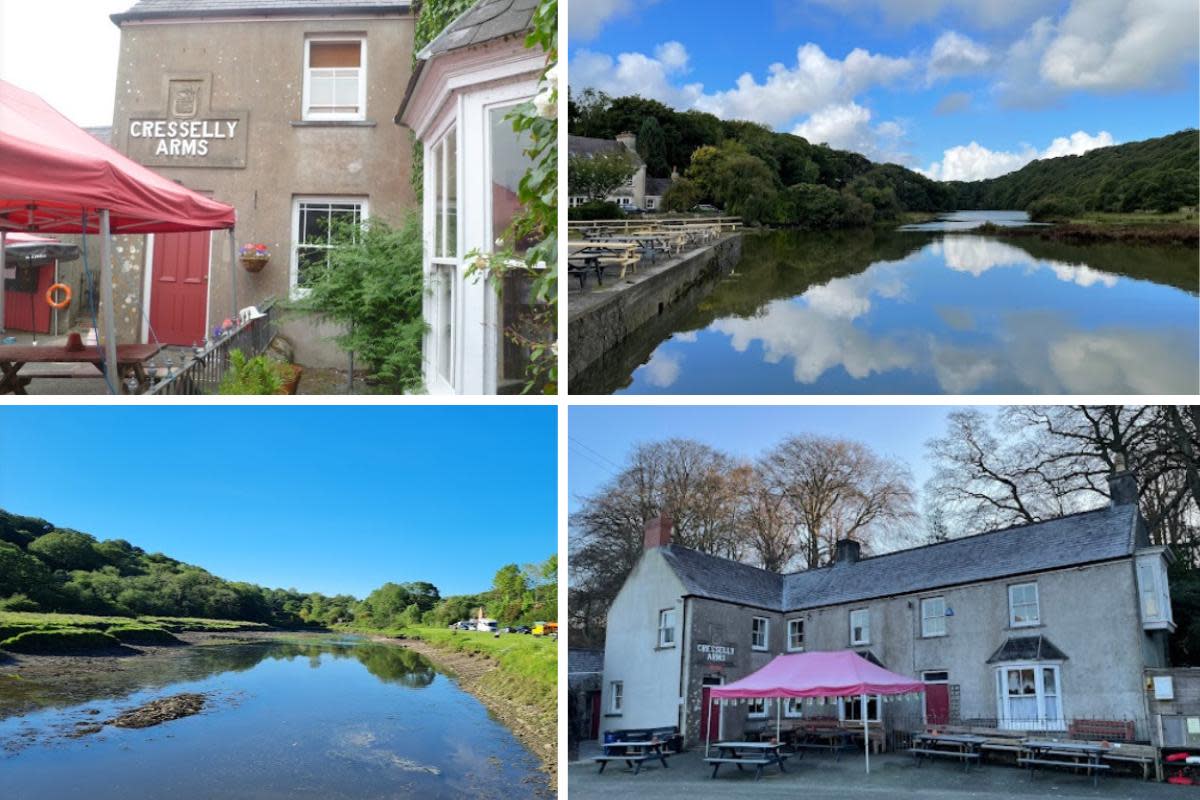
(691, 204, 720, 213)
(532, 622, 558, 637)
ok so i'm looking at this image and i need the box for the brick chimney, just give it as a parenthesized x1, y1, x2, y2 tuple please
(834, 539, 861, 565)
(644, 513, 673, 550)
(616, 131, 637, 153)
(1108, 470, 1138, 506)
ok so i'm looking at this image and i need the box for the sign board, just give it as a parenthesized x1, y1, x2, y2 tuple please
(697, 643, 734, 662)
(125, 74, 248, 169)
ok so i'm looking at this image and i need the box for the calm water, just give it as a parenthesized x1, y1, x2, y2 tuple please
(578, 213, 1199, 394)
(0, 639, 546, 800)
(898, 209, 1050, 231)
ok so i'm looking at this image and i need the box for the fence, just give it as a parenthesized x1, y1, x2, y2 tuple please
(146, 299, 279, 395)
(886, 708, 1151, 746)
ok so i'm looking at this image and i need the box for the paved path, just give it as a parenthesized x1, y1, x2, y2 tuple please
(569, 748, 1174, 800)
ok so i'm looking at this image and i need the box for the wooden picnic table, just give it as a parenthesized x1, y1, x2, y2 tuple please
(790, 727, 855, 760)
(910, 733, 987, 771)
(1020, 739, 1110, 787)
(567, 241, 641, 286)
(0, 344, 163, 395)
(594, 739, 671, 775)
(706, 741, 791, 781)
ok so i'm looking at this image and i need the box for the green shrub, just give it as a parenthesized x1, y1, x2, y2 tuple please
(0, 593, 39, 612)
(0, 623, 40, 641)
(0, 628, 120, 653)
(106, 625, 182, 645)
(1027, 195, 1083, 222)
(219, 350, 288, 395)
(568, 200, 625, 220)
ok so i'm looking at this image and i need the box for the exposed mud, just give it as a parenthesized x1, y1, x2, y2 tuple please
(106, 692, 207, 729)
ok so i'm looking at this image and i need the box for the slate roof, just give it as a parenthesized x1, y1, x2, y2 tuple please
(569, 648, 604, 675)
(987, 635, 1069, 663)
(568, 135, 642, 162)
(420, 0, 537, 58)
(111, 0, 410, 24)
(646, 176, 673, 196)
(658, 503, 1140, 612)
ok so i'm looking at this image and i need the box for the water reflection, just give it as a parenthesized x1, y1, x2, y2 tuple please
(898, 209, 1049, 231)
(592, 228, 1198, 394)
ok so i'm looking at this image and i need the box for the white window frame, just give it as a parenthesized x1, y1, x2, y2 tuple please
(290, 196, 368, 298)
(747, 697, 768, 719)
(751, 616, 769, 651)
(1136, 552, 1174, 628)
(426, 124, 459, 394)
(784, 697, 805, 718)
(850, 608, 870, 646)
(921, 596, 947, 638)
(609, 680, 623, 714)
(787, 618, 805, 652)
(839, 695, 881, 723)
(657, 608, 676, 648)
(995, 663, 1063, 730)
(1008, 583, 1040, 628)
(645, 197, 658, 210)
(302, 36, 367, 122)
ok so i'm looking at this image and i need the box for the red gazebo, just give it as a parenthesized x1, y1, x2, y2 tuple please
(0, 79, 237, 391)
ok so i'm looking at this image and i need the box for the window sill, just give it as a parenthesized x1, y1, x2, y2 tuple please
(751, 646, 768, 652)
(1007, 623, 1043, 631)
(604, 713, 623, 718)
(851, 642, 870, 648)
(292, 120, 377, 128)
(920, 633, 947, 639)
(655, 644, 676, 651)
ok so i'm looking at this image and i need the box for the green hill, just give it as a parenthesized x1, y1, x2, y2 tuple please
(945, 130, 1199, 216)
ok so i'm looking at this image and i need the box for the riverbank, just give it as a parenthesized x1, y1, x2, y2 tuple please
(974, 220, 1198, 245)
(360, 627, 558, 789)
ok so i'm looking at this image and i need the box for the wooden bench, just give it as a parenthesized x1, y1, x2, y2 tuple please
(704, 755, 787, 781)
(1068, 720, 1135, 742)
(594, 754, 649, 774)
(1019, 756, 1110, 772)
(910, 748, 981, 762)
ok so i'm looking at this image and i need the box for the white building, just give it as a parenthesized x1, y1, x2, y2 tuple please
(568, 132, 674, 211)
(397, 0, 543, 394)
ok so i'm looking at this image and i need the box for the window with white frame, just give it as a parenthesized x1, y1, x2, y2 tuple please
(428, 127, 458, 389)
(432, 264, 455, 385)
(747, 698, 768, 718)
(840, 695, 880, 722)
(921, 596, 947, 638)
(293, 197, 367, 290)
(787, 618, 805, 651)
(1136, 553, 1173, 627)
(850, 608, 870, 645)
(645, 197, 658, 210)
(658, 608, 676, 647)
(784, 697, 805, 718)
(303, 38, 366, 120)
(996, 665, 1062, 729)
(751, 616, 769, 651)
(609, 681, 623, 714)
(1008, 583, 1040, 627)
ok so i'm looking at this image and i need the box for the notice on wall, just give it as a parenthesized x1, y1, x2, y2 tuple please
(124, 75, 248, 169)
(697, 643, 734, 662)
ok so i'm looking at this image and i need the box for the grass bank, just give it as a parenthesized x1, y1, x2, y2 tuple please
(0, 611, 270, 653)
(975, 220, 1198, 245)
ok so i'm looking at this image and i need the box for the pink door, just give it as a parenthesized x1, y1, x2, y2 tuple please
(925, 683, 950, 725)
(150, 231, 210, 345)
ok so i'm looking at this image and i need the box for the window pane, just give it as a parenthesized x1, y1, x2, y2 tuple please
(297, 247, 326, 287)
(489, 105, 531, 250)
(433, 141, 444, 259)
(446, 130, 457, 258)
(309, 74, 335, 107)
(436, 265, 453, 381)
(310, 41, 361, 68)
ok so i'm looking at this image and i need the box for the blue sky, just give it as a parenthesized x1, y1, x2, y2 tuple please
(568, 405, 974, 511)
(0, 407, 556, 599)
(569, 0, 1199, 180)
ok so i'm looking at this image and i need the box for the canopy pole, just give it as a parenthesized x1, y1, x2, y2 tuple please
(863, 693, 870, 774)
(99, 210, 118, 394)
(776, 697, 781, 744)
(0, 230, 7, 333)
(228, 229, 238, 320)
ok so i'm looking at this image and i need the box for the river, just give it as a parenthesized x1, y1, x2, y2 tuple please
(574, 212, 1199, 394)
(0, 637, 547, 799)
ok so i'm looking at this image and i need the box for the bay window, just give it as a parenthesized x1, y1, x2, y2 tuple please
(996, 664, 1063, 730)
(1136, 550, 1174, 630)
(429, 127, 458, 390)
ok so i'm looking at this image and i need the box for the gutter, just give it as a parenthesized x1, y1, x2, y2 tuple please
(111, 3, 413, 26)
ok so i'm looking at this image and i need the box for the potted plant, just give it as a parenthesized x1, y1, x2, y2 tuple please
(219, 350, 303, 395)
(239, 243, 270, 273)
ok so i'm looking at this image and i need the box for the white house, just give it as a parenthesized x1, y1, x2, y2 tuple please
(569, 132, 676, 211)
(397, 0, 543, 394)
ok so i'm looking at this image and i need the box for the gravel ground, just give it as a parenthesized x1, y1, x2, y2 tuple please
(568, 747, 1177, 800)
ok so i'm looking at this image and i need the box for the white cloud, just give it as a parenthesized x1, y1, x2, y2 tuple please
(934, 91, 973, 114)
(927, 31, 991, 83)
(1040, 0, 1199, 91)
(920, 129, 1114, 181)
(570, 44, 703, 109)
(791, 102, 911, 164)
(569, 0, 661, 41)
(636, 349, 682, 388)
(806, 0, 1051, 29)
(936, 237, 1119, 288)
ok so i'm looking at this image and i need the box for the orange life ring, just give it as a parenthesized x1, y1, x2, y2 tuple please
(46, 283, 72, 310)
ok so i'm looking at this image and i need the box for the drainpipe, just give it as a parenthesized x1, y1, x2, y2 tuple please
(678, 597, 689, 744)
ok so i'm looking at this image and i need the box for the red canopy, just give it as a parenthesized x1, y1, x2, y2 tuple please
(711, 651, 924, 699)
(0, 79, 236, 234)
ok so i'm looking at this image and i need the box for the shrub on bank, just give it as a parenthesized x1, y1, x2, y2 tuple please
(568, 200, 625, 221)
(106, 625, 182, 645)
(0, 628, 120, 653)
(1028, 195, 1083, 222)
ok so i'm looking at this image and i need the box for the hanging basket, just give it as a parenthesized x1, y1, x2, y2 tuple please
(240, 255, 270, 273)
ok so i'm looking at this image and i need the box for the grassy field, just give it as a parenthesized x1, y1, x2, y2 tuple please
(0, 611, 270, 653)
(1069, 210, 1199, 226)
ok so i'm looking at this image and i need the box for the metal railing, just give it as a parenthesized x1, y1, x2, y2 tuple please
(146, 299, 279, 395)
(888, 711, 1150, 745)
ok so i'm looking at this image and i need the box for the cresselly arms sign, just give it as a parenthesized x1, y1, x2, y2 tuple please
(697, 644, 734, 662)
(124, 74, 249, 169)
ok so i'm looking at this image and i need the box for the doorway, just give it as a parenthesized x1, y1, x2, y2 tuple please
(149, 231, 210, 346)
(700, 675, 724, 743)
(923, 671, 950, 725)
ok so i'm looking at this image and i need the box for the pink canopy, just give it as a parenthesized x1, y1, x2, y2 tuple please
(0, 79, 235, 234)
(711, 650, 925, 699)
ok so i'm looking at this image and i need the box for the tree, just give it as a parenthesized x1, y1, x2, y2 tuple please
(27, 529, 103, 571)
(493, 564, 528, 603)
(685, 141, 778, 223)
(568, 149, 637, 201)
(661, 177, 701, 212)
(637, 116, 670, 177)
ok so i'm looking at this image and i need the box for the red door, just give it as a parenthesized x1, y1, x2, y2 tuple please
(3, 263, 53, 333)
(925, 683, 950, 725)
(149, 231, 210, 345)
(700, 686, 721, 742)
(589, 692, 602, 739)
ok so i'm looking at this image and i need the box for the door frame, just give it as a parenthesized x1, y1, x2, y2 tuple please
(701, 675, 724, 743)
(143, 231, 214, 346)
(921, 670, 950, 725)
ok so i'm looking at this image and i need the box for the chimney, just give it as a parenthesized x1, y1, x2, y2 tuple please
(644, 513, 673, 550)
(834, 539, 861, 565)
(616, 131, 637, 153)
(1108, 470, 1138, 507)
(670, 165, 680, 180)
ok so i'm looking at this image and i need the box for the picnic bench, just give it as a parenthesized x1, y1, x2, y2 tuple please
(909, 733, 986, 771)
(593, 739, 670, 775)
(0, 343, 163, 394)
(788, 719, 856, 760)
(706, 741, 791, 781)
(1019, 739, 1110, 787)
(567, 241, 641, 288)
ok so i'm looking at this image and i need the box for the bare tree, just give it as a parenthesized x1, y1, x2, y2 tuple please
(758, 434, 917, 568)
(730, 464, 796, 573)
